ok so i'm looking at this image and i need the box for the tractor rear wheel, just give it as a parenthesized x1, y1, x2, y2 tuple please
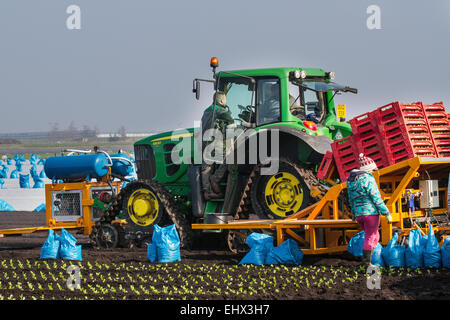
(250, 158, 312, 220)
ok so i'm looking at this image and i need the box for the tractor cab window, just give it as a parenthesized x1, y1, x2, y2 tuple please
(256, 78, 281, 125)
(216, 76, 255, 129)
(289, 81, 327, 124)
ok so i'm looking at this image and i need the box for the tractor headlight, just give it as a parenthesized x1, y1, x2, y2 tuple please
(290, 70, 307, 80)
(327, 71, 335, 80)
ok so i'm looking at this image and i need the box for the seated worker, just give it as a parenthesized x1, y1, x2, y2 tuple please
(258, 83, 281, 123)
(200, 91, 233, 200)
(289, 94, 306, 120)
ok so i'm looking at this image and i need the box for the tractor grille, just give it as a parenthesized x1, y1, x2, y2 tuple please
(134, 144, 156, 180)
(51, 191, 82, 221)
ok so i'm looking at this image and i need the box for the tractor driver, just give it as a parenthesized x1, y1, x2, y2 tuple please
(289, 94, 306, 120)
(200, 91, 233, 200)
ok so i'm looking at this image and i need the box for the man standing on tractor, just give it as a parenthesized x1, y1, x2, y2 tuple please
(200, 91, 233, 200)
(346, 153, 393, 267)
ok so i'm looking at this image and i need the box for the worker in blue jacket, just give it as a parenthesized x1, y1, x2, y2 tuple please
(347, 153, 392, 267)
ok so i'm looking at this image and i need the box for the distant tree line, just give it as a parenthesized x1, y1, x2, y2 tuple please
(47, 122, 128, 142)
(48, 121, 98, 142)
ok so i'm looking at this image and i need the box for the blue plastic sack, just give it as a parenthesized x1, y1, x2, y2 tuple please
(371, 243, 385, 267)
(382, 232, 405, 267)
(265, 239, 303, 265)
(33, 203, 46, 212)
(441, 237, 450, 268)
(30, 165, 38, 178)
(424, 226, 441, 268)
(347, 231, 384, 266)
(58, 228, 82, 261)
(405, 229, 424, 268)
(0, 199, 15, 211)
(0, 178, 3, 189)
(40, 230, 61, 259)
(9, 169, 18, 179)
(39, 170, 47, 179)
(33, 177, 44, 189)
(147, 243, 157, 262)
(38, 158, 45, 165)
(239, 233, 274, 265)
(6, 158, 12, 165)
(19, 174, 30, 188)
(0, 169, 7, 179)
(347, 231, 365, 257)
(152, 224, 181, 263)
(15, 162, 23, 172)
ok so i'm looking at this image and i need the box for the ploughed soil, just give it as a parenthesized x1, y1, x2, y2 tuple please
(0, 212, 448, 301)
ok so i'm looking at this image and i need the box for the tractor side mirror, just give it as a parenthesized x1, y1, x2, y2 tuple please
(193, 80, 200, 100)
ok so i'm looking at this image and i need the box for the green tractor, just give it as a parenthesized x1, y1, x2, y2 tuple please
(92, 58, 357, 250)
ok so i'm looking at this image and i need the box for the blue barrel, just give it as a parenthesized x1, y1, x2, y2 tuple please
(109, 153, 134, 177)
(44, 154, 110, 181)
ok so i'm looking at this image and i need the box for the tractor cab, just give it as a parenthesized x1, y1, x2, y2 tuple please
(194, 58, 358, 140)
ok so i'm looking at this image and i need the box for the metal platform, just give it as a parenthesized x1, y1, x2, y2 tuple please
(193, 156, 450, 254)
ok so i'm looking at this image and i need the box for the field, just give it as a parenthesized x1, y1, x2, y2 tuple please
(0, 212, 449, 301)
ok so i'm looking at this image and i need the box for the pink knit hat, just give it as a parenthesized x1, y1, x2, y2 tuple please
(358, 153, 378, 172)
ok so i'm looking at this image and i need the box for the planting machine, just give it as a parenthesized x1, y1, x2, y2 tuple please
(1, 58, 450, 256)
(90, 57, 450, 252)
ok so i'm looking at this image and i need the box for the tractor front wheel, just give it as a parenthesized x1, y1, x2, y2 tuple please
(121, 182, 169, 235)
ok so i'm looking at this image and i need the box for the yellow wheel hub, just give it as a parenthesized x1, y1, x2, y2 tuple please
(264, 172, 303, 218)
(133, 199, 151, 217)
(127, 188, 159, 226)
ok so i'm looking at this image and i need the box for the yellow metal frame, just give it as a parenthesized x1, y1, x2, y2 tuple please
(0, 181, 124, 237)
(192, 156, 450, 254)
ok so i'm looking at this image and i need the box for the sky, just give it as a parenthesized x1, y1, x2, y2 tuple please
(0, 0, 449, 134)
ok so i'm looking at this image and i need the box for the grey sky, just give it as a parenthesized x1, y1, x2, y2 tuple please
(0, 0, 449, 134)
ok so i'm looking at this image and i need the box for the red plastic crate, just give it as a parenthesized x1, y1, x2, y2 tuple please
(349, 111, 379, 136)
(353, 131, 390, 169)
(331, 135, 360, 181)
(375, 101, 438, 163)
(421, 102, 450, 156)
(317, 151, 334, 180)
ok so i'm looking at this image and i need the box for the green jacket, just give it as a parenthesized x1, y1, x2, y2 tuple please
(201, 104, 233, 134)
(199, 104, 233, 164)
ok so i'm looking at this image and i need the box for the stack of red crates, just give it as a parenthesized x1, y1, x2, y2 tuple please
(376, 101, 437, 163)
(421, 102, 450, 157)
(325, 101, 450, 182)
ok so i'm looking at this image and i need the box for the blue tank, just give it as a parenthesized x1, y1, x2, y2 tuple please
(109, 153, 135, 177)
(44, 154, 110, 181)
